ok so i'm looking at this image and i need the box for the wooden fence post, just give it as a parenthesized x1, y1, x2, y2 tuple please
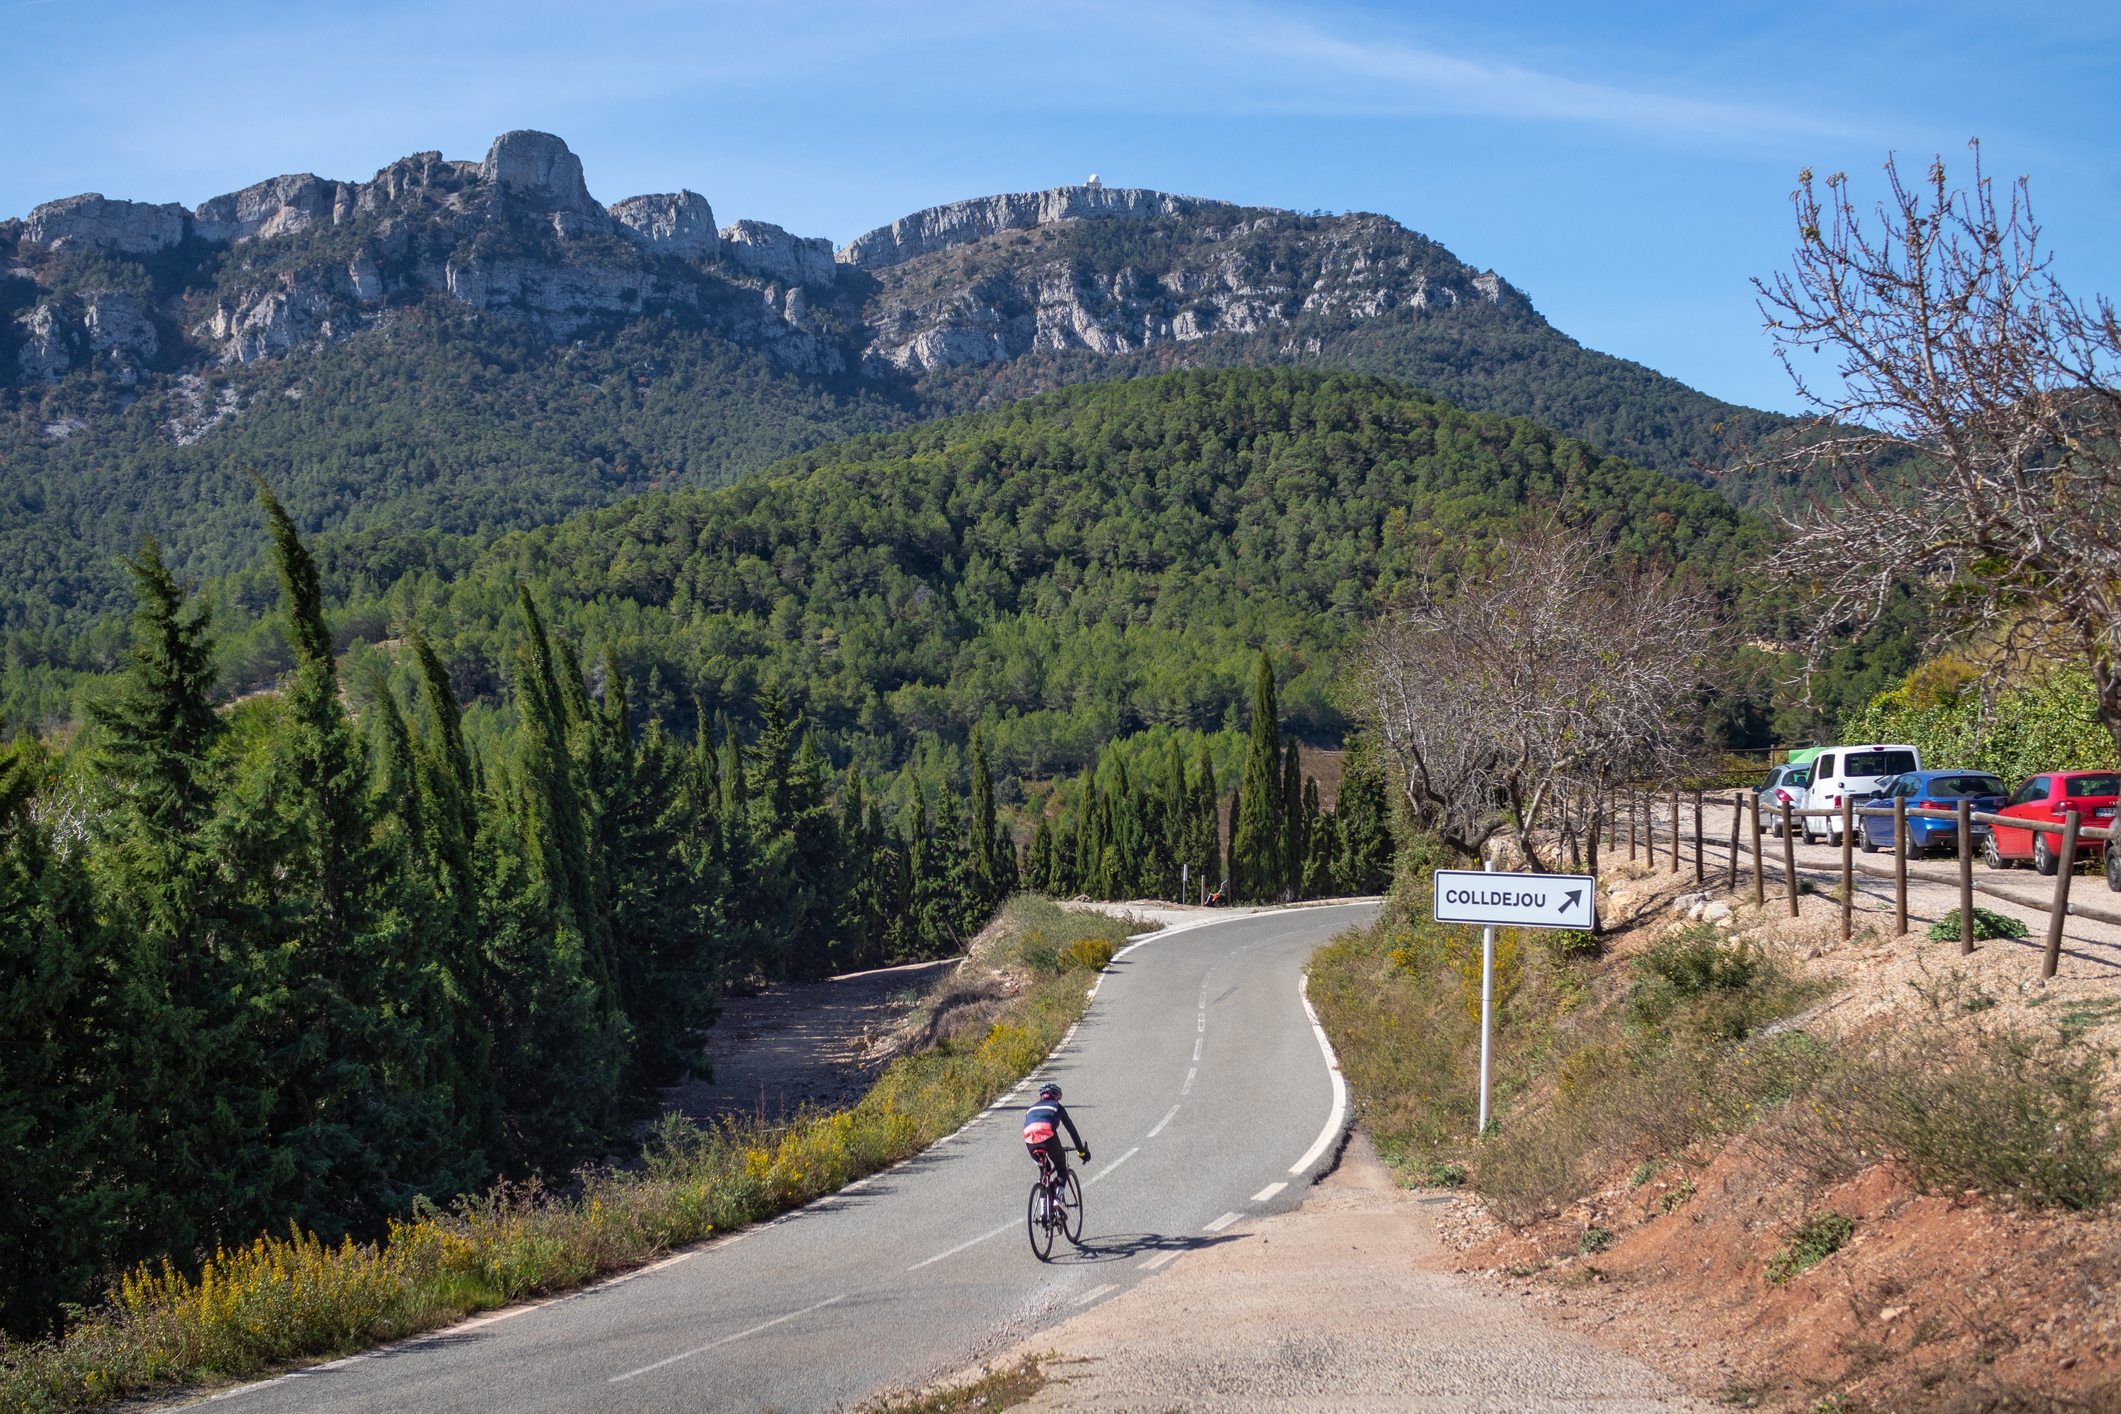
(1893, 794, 1909, 936)
(1782, 801, 1798, 916)
(1751, 792, 1765, 907)
(2043, 811, 2081, 981)
(1693, 790, 1704, 885)
(1840, 798, 1854, 943)
(1728, 795, 1742, 892)
(1957, 799, 1975, 955)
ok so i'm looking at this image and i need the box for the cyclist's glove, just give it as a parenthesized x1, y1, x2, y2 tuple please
(1077, 1147, 1091, 1161)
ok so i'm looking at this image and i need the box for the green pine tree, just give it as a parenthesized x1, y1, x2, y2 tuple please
(1233, 653, 1286, 901)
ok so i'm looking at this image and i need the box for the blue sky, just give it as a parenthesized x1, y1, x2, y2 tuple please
(5, 0, 2114, 413)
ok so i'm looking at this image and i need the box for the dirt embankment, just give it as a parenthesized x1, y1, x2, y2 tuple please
(1436, 857, 2121, 1411)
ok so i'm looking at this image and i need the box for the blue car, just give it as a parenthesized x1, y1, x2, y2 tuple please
(1858, 770, 2009, 855)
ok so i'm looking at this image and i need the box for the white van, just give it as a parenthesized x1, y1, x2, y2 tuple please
(1800, 744, 1922, 845)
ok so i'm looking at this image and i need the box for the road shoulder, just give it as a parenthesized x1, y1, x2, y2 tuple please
(984, 1134, 1707, 1412)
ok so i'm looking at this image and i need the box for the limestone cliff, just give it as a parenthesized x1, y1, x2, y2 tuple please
(1, 134, 1770, 482)
(837, 185, 1206, 269)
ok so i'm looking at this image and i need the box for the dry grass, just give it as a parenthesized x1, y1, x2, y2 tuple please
(0, 897, 1112, 1414)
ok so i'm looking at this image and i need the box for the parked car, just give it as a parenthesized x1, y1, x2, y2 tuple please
(1757, 763, 1812, 837)
(1800, 745, 1922, 845)
(1856, 770, 2007, 855)
(1986, 771, 2119, 875)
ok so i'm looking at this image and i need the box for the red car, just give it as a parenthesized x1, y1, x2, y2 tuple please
(1985, 771, 2119, 875)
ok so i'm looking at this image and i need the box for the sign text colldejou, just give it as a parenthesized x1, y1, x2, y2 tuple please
(1432, 869, 1596, 930)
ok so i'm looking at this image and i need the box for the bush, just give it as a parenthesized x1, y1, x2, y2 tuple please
(1787, 1024, 2121, 1210)
(1056, 936, 1117, 973)
(1926, 907, 2030, 943)
(1765, 1213, 1854, 1284)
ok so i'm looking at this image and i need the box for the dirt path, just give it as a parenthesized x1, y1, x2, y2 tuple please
(661, 958, 956, 1124)
(984, 1135, 1706, 1412)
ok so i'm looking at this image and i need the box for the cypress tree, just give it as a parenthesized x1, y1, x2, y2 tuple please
(1333, 740, 1396, 895)
(1028, 813, 1056, 895)
(969, 729, 1004, 909)
(1189, 741, 1219, 897)
(1232, 653, 1285, 901)
(1301, 777, 1334, 898)
(1160, 739, 1188, 900)
(1282, 740, 1306, 899)
(0, 736, 127, 1336)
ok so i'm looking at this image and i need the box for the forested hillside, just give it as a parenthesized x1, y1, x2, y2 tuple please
(3, 138, 1791, 635)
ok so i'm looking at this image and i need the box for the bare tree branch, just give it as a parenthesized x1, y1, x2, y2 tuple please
(1747, 142, 2121, 749)
(1351, 520, 1722, 868)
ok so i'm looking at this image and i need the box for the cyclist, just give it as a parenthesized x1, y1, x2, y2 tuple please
(1023, 1082, 1089, 1181)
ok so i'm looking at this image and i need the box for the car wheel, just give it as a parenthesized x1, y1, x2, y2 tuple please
(2034, 833, 2059, 877)
(1859, 826, 1880, 855)
(1983, 833, 2008, 870)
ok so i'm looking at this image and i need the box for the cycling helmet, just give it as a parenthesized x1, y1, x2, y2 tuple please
(1037, 1083, 1062, 1101)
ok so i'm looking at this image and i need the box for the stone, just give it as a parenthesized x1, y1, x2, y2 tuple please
(24, 193, 186, 254)
(15, 304, 73, 382)
(193, 173, 339, 245)
(837, 185, 1207, 270)
(82, 291, 157, 357)
(611, 191, 718, 259)
(480, 130, 601, 216)
(721, 221, 835, 287)
(1701, 900, 1733, 923)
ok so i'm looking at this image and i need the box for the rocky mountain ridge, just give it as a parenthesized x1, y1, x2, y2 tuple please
(5, 129, 1536, 396)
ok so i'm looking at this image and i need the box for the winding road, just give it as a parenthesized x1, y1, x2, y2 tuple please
(216, 902, 1380, 1413)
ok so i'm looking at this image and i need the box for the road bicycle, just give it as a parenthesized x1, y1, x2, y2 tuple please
(1027, 1152, 1084, 1260)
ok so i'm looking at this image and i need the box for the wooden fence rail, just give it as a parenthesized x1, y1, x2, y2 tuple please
(1643, 793, 2117, 980)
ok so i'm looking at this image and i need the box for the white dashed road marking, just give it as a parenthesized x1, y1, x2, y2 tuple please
(1088, 1147, 1139, 1185)
(1139, 1250, 1181, 1271)
(1251, 1182, 1287, 1202)
(1203, 1212, 1242, 1232)
(610, 1295, 846, 1382)
(1147, 1105, 1180, 1137)
(1073, 1283, 1120, 1306)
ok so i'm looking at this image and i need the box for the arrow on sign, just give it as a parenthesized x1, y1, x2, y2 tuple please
(1561, 889, 1582, 914)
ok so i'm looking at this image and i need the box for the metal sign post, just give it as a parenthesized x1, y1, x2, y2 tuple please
(1435, 862, 1598, 1136)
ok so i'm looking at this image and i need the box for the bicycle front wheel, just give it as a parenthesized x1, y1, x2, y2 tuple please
(1027, 1181, 1055, 1261)
(1060, 1170, 1084, 1246)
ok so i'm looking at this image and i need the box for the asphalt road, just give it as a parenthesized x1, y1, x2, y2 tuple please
(221, 902, 1380, 1414)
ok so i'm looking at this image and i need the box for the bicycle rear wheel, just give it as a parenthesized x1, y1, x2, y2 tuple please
(1027, 1180, 1055, 1261)
(1060, 1170, 1084, 1245)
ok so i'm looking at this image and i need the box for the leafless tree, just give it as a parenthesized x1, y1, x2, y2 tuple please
(1351, 521, 1722, 869)
(1750, 142, 2121, 745)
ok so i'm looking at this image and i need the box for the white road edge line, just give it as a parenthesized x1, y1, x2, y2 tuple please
(1073, 1283, 1120, 1306)
(1251, 1181, 1287, 1202)
(1288, 971, 1347, 1176)
(609, 1294, 847, 1382)
(1147, 1104, 1180, 1138)
(907, 1220, 1017, 1271)
(1203, 1212, 1242, 1232)
(1139, 1250, 1180, 1271)
(1087, 1146, 1140, 1185)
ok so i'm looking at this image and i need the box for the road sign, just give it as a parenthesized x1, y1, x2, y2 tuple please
(1433, 870, 1596, 931)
